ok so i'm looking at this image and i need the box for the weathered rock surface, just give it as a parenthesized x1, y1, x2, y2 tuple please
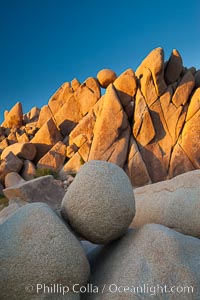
(0, 152, 23, 183)
(31, 118, 62, 162)
(172, 71, 195, 107)
(0, 203, 90, 299)
(1, 102, 23, 129)
(61, 160, 135, 244)
(3, 175, 65, 210)
(164, 49, 183, 84)
(114, 69, 137, 107)
(125, 136, 152, 187)
(4, 172, 25, 188)
(88, 84, 130, 168)
(48, 82, 73, 115)
(54, 95, 82, 136)
(59, 152, 83, 180)
(131, 170, 200, 238)
(0, 200, 26, 224)
(36, 104, 53, 128)
(21, 159, 36, 180)
(136, 47, 167, 96)
(37, 141, 66, 171)
(86, 224, 200, 299)
(74, 77, 101, 116)
(1, 142, 37, 161)
(23, 107, 40, 124)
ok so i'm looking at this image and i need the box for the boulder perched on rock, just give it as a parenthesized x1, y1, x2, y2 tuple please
(131, 170, 200, 238)
(61, 160, 135, 244)
(3, 175, 65, 210)
(86, 224, 200, 299)
(114, 68, 137, 108)
(97, 69, 117, 88)
(1, 142, 37, 161)
(0, 203, 90, 299)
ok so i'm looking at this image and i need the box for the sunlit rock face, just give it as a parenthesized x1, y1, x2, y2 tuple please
(1, 47, 200, 188)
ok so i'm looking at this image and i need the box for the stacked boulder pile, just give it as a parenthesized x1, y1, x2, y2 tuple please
(0, 161, 200, 299)
(1, 47, 200, 299)
(0, 47, 200, 191)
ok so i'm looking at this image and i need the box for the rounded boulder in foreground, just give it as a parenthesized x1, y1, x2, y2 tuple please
(0, 203, 90, 299)
(61, 160, 135, 244)
(97, 69, 117, 88)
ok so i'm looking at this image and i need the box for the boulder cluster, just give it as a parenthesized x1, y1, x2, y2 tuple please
(1, 161, 200, 299)
(1, 47, 200, 299)
(0, 161, 136, 299)
(0, 47, 200, 190)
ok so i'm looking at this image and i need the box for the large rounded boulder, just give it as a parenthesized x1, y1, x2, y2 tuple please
(61, 160, 135, 244)
(0, 203, 90, 299)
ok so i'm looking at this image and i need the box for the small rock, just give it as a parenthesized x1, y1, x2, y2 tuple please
(1, 102, 23, 129)
(0, 152, 23, 184)
(59, 152, 83, 180)
(16, 132, 29, 143)
(31, 118, 62, 162)
(71, 78, 81, 91)
(21, 160, 36, 181)
(1, 142, 37, 161)
(5, 172, 25, 188)
(164, 49, 183, 84)
(3, 175, 65, 210)
(114, 68, 137, 107)
(37, 141, 66, 172)
(172, 71, 195, 107)
(97, 69, 117, 88)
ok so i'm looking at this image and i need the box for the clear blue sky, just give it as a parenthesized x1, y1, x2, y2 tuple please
(0, 0, 199, 122)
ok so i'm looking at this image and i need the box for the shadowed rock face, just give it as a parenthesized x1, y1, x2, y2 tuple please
(1, 47, 200, 187)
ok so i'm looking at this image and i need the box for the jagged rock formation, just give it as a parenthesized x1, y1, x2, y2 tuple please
(0, 47, 200, 188)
